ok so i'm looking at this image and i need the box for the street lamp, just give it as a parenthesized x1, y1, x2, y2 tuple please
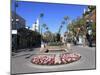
(12, 0, 19, 52)
(86, 19, 93, 47)
(86, 20, 93, 33)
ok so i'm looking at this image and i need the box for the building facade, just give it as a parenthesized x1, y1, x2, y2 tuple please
(11, 11, 26, 52)
(11, 12, 41, 52)
(84, 9, 96, 22)
(11, 11, 26, 30)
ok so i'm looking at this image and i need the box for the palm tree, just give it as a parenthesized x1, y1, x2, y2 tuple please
(64, 16, 69, 21)
(64, 16, 70, 31)
(42, 24, 49, 31)
(39, 13, 44, 33)
(64, 16, 69, 25)
(42, 23, 46, 28)
(46, 27, 49, 31)
(58, 21, 65, 34)
(57, 21, 65, 42)
(61, 21, 65, 25)
(40, 13, 44, 18)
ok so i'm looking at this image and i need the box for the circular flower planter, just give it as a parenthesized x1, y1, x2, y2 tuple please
(31, 53, 81, 65)
(60, 53, 81, 64)
(31, 55, 55, 65)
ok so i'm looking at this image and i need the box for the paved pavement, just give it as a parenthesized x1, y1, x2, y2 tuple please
(11, 45, 96, 74)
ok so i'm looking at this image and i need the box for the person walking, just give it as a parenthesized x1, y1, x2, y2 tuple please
(82, 35, 86, 47)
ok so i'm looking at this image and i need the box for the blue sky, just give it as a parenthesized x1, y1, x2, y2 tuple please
(12, 0, 88, 35)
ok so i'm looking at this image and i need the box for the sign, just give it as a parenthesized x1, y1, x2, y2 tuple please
(12, 30, 17, 34)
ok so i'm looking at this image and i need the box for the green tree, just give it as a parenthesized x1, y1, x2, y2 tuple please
(92, 22, 96, 42)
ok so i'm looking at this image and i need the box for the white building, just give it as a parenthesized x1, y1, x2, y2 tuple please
(31, 19, 40, 32)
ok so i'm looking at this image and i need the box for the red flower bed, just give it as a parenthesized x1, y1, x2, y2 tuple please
(60, 53, 81, 64)
(31, 53, 81, 65)
(31, 55, 55, 65)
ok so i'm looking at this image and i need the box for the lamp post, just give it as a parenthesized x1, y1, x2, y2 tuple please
(84, 7, 93, 47)
(86, 19, 93, 47)
(13, 0, 19, 52)
(12, 30, 18, 52)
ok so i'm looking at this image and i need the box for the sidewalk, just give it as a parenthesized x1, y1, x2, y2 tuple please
(12, 47, 41, 57)
(76, 45, 96, 48)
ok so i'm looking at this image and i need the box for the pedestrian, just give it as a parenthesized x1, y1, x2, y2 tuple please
(73, 36, 77, 45)
(83, 35, 86, 47)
